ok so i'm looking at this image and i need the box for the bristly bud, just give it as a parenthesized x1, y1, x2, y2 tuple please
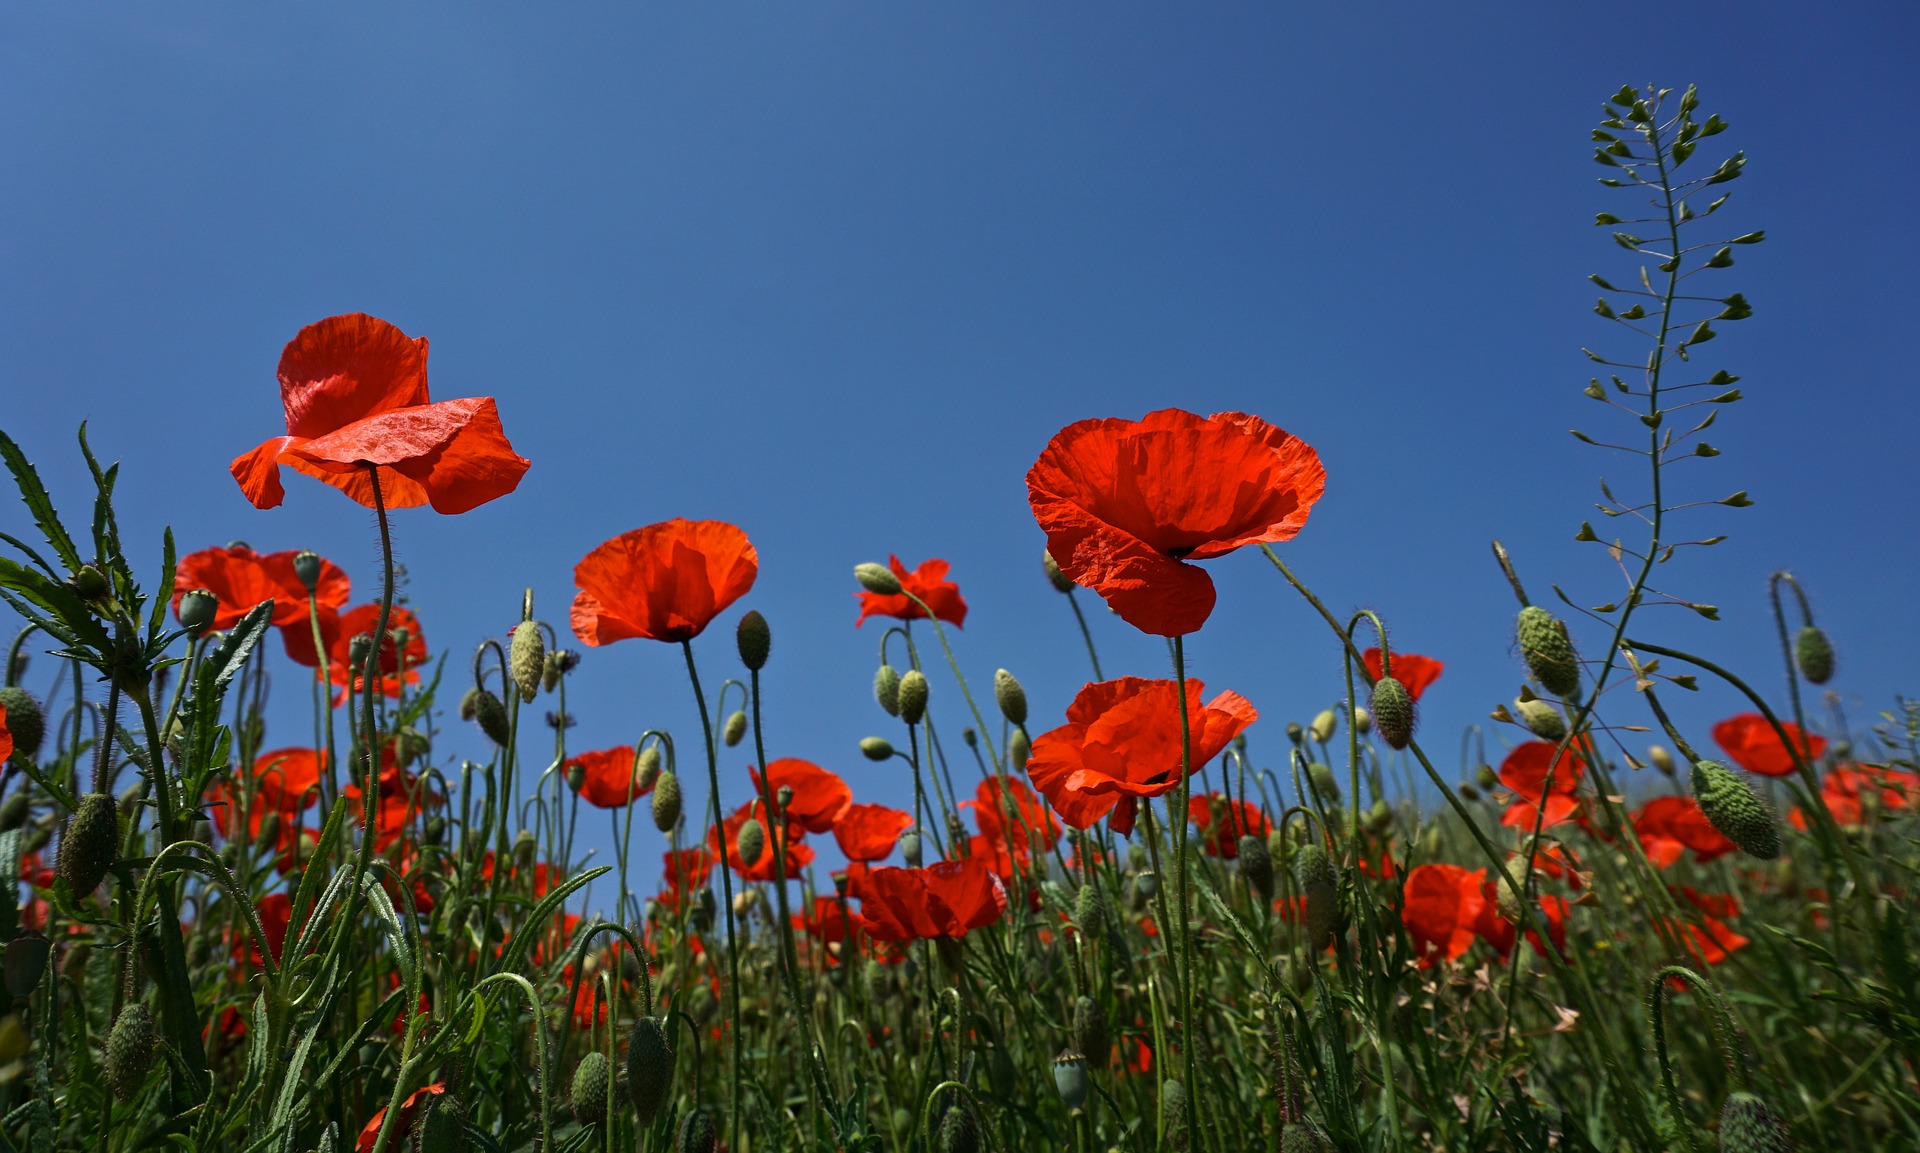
(1074, 882, 1105, 937)
(737, 817, 766, 866)
(651, 771, 683, 832)
(293, 549, 322, 590)
(993, 669, 1028, 726)
(722, 710, 748, 748)
(874, 664, 902, 717)
(1515, 698, 1568, 742)
(1649, 745, 1676, 776)
(106, 1003, 157, 1103)
(635, 744, 663, 793)
(1073, 996, 1110, 1065)
(1035, 550, 1073, 596)
(1370, 676, 1414, 750)
(737, 610, 772, 671)
(458, 688, 480, 722)
(178, 588, 219, 635)
(1794, 625, 1833, 685)
(570, 1052, 611, 1125)
(510, 620, 545, 701)
(1161, 1078, 1188, 1150)
(625, 1015, 676, 1123)
(1718, 1091, 1793, 1153)
(1307, 763, 1340, 804)
(898, 670, 929, 725)
(1309, 709, 1338, 744)
(1051, 1050, 1090, 1112)
(1517, 606, 1581, 698)
(962, 727, 978, 748)
(512, 828, 536, 869)
(411, 1092, 466, 1153)
(1294, 842, 1339, 951)
(0, 687, 45, 761)
(1691, 759, 1781, 859)
(1351, 706, 1372, 733)
(472, 689, 510, 746)
(1008, 729, 1031, 771)
(675, 1107, 716, 1153)
(1280, 1122, 1333, 1153)
(860, 736, 894, 762)
(937, 1097, 982, 1153)
(58, 793, 118, 896)
(855, 562, 903, 595)
(1238, 833, 1275, 901)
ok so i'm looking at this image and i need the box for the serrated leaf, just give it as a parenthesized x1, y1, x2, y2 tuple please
(0, 429, 83, 573)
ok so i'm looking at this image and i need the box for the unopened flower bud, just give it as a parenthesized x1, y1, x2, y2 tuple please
(510, 620, 545, 701)
(898, 670, 929, 725)
(993, 669, 1027, 726)
(1648, 745, 1675, 776)
(736, 610, 771, 671)
(900, 829, 923, 867)
(1309, 709, 1338, 744)
(1718, 1091, 1791, 1153)
(69, 565, 110, 602)
(1008, 729, 1031, 771)
(1351, 706, 1372, 734)
(723, 709, 748, 748)
(1457, 781, 1481, 802)
(860, 736, 894, 762)
(1238, 834, 1275, 901)
(292, 550, 322, 590)
(635, 745, 663, 792)
(1294, 842, 1339, 951)
(1517, 606, 1581, 698)
(874, 664, 902, 717)
(0, 687, 46, 761)
(1072, 996, 1110, 1068)
(473, 689, 510, 746)
(0, 792, 29, 831)
(675, 1107, 716, 1153)
(570, 1051, 611, 1126)
(1514, 698, 1567, 742)
(411, 1093, 465, 1153)
(1795, 625, 1834, 686)
(106, 1003, 157, 1103)
(651, 771, 682, 832)
(1307, 763, 1340, 804)
(625, 1015, 676, 1123)
(1370, 676, 1414, 750)
(1286, 721, 1304, 745)
(776, 784, 794, 809)
(962, 727, 978, 749)
(855, 563, 902, 596)
(348, 633, 375, 668)
(736, 817, 766, 866)
(1042, 550, 1076, 593)
(2, 932, 50, 999)
(57, 792, 119, 896)
(1476, 763, 1498, 789)
(1691, 759, 1781, 859)
(178, 588, 219, 635)
(938, 1097, 982, 1153)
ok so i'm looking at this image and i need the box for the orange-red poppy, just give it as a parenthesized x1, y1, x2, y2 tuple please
(173, 544, 351, 635)
(233, 314, 528, 514)
(249, 747, 323, 814)
(1791, 764, 1919, 829)
(709, 801, 813, 882)
(855, 556, 968, 628)
(284, 604, 429, 701)
(1024, 676, 1256, 834)
(964, 777, 1062, 878)
(1401, 863, 1486, 966)
(1473, 882, 1569, 960)
(234, 891, 296, 970)
(356, 1083, 447, 1153)
(0, 705, 14, 765)
(1632, 796, 1734, 868)
(1711, 713, 1825, 778)
(854, 857, 1007, 941)
(565, 746, 653, 809)
(833, 803, 915, 863)
(1668, 891, 1748, 966)
(1360, 648, 1444, 700)
(1498, 741, 1584, 830)
(571, 519, 758, 646)
(749, 759, 853, 834)
(1027, 409, 1326, 636)
(342, 765, 440, 852)
(793, 895, 868, 966)
(1186, 793, 1271, 858)
(656, 847, 714, 914)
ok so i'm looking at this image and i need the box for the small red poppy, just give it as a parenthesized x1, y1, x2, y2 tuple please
(750, 759, 853, 834)
(1632, 796, 1734, 869)
(1797, 764, 1919, 828)
(657, 847, 715, 914)
(1498, 741, 1584, 830)
(855, 556, 968, 628)
(1401, 863, 1486, 966)
(854, 857, 1007, 941)
(1360, 649, 1444, 700)
(1185, 793, 1271, 858)
(571, 519, 758, 646)
(233, 314, 528, 513)
(1027, 409, 1326, 636)
(710, 801, 813, 882)
(173, 544, 351, 635)
(792, 895, 868, 966)
(963, 776, 1062, 878)
(565, 746, 653, 809)
(284, 604, 429, 701)
(342, 764, 440, 852)
(833, 803, 915, 863)
(1712, 713, 1826, 777)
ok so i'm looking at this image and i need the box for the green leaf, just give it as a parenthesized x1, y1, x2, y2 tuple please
(1588, 274, 1618, 290)
(0, 557, 113, 655)
(1698, 113, 1727, 137)
(496, 866, 610, 975)
(1583, 380, 1607, 400)
(148, 527, 177, 644)
(1593, 149, 1620, 168)
(1704, 151, 1745, 184)
(0, 428, 83, 573)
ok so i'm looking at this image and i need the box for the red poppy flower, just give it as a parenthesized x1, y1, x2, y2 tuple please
(855, 556, 968, 628)
(1712, 713, 1826, 778)
(565, 746, 653, 809)
(233, 314, 529, 514)
(571, 519, 758, 646)
(1673, 914, 1749, 966)
(285, 604, 429, 702)
(173, 544, 351, 635)
(1632, 796, 1734, 869)
(709, 801, 813, 882)
(1027, 409, 1326, 636)
(833, 803, 915, 863)
(1185, 793, 1271, 858)
(1498, 742, 1584, 830)
(1401, 863, 1486, 966)
(0, 705, 13, 764)
(1473, 883, 1569, 960)
(343, 765, 440, 851)
(793, 895, 868, 966)
(1024, 676, 1257, 834)
(749, 759, 853, 834)
(1360, 649, 1444, 700)
(657, 847, 714, 914)
(854, 857, 1007, 941)
(356, 1083, 447, 1153)
(249, 747, 323, 813)
(1795, 764, 1920, 828)
(964, 777, 1062, 878)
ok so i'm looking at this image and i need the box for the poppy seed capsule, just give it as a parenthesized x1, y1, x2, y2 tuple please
(58, 792, 119, 896)
(1308, 763, 1340, 804)
(472, 689, 510, 746)
(900, 829, 923, 866)
(0, 792, 29, 832)
(1517, 606, 1581, 698)
(1239, 833, 1276, 900)
(722, 709, 748, 748)
(855, 563, 902, 596)
(937, 1099, 981, 1153)
(1042, 549, 1075, 593)
(412, 1093, 466, 1153)
(994, 669, 1028, 726)
(1515, 698, 1568, 743)
(625, 1015, 675, 1123)
(675, 1107, 716, 1153)
(874, 664, 902, 716)
(0, 687, 44, 760)
(570, 1052, 611, 1125)
(1370, 676, 1414, 750)
(737, 817, 766, 866)
(1795, 625, 1834, 686)
(733, 608, 772, 671)
(1052, 1050, 1090, 1112)
(106, 1003, 157, 1103)
(178, 588, 219, 635)
(1691, 759, 1781, 860)
(292, 549, 322, 590)
(510, 620, 545, 701)
(651, 771, 682, 832)
(1718, 1091, 1792, 1153)
(897, 670, 929, 725)
(860, 736, 894, 762)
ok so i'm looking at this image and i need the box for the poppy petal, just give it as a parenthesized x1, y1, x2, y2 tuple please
(279, 313, 431, 439)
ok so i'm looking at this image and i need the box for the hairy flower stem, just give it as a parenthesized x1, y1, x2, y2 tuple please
(1065, 588, 1104, 681)
(681, 639, 743, 1149)
(355, 465, 396, 881)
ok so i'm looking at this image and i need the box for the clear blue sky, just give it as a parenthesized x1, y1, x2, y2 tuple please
(3, 4, 1915, 893)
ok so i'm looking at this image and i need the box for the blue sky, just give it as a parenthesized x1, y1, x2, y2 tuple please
(3, 4, 1915, 894)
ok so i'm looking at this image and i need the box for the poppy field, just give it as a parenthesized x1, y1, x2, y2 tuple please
(2, 83, 1917, 1153)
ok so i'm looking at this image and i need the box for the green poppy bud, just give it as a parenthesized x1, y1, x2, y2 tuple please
(874, 664, 902, 717)
(901, 829, 923, 867)
(860, 736, 894, 762)
(69, 565, 110, 602)
(1042, 550, 1075, 593)
(625, 1015, 675, 1123)
(1691, 759, 1781, 859)
(1795, 625, 1834, 685)
(1294, 842, 1339, 951)
(1280, 1122, 1333, 1153)
(58, 792, 118, 896)
(1476, 763, 1498, 789)
(937, 1098, 982, 1153)
(1052, 1050, 1090, 1112)
(293, 550, 322, 590)
(722, 709, 748, 748)
(1161, 1078, 1188, 1149)
(898, 670, 929, 726)
(1285, 721, 1305, 745)
(1351, 706, 1372, 733)
(994, 669, 1027, 726)
(412, 1092, 466, 1153)
(855, 563, 902, 596)
(472, 689, 510, 746)
(1718, 1091, 1792, 1153)
(106, 1003, 157, 1103)
(1239, 833, 1275, 900)
(1308, 763, 1340, 804)
(512, 828, 536, 868)
(1370, 675, 1414, 750)
(1517, 606, 1581, 698)
(1648, 745, 1676, 776)
(1457, 781, 1481, 802)
(1309, 709, 1338, 744)
(736, 817, 766, 866)
(1515, 698, 1568, 742)
(1073, 995, 1110, 1067)
(0, 687, 44, 761)
(675, 1107, 716, 1153)
(510, 620, 545, 701)
(1074, 881, 1105, 935)
(1008, 729, 1031, 771)
(651, 771, 682, 832)
(570, 1051, 611, 1125)
(735, 609, 771, 670)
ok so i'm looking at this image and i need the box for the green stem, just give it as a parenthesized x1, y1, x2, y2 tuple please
(681, 638, 743, 1150)
(1170, 634, 1202, 1153)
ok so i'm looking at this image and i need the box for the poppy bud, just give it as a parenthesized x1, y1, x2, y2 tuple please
(734, 609, 772, 671)
(348, 633, 375, 668)
(2, 932, 50, 1000)
(1476, 763, 1498, 790)
(1072, 995, 1110, 1067)
(69, 565, 110, 602)
(570, 1051, 611, 1125)
(0, 792, 28, 833)
(1514, 698, 1568, 743)
(898, 670, 929, 726)
(635, 744, 663, 793)
(1368, 800, 1393, 833)
(722, 710, 748, 748)
(1161, 1078, 1188, 1149)
(1041, 550, 1076, 594)
(292, 550, 322, 590)
(1795, 625, 1834, 686)
(0, 687, 44, 762)
(1239, 834, 1275, 900)
(855, 563, 902, 596)
(1690, 759, 1781, 859)
(874, 664, 901, 717)
(994, 669, 1028, 726)
(937, 1097, 982, 1153)
(733, 889, 760, 916)
(1351, 706, 1372, 734)
(692, 887, 716, 932)
(1294, 843, 1339, 951)
(625, 1015, 675, 1123)
(901, 829, 923, 867)
(510, 620, 545, 701)
(512, 828, 536, 869)
(651, 771, 682, 832)
(458, 688, 479, 722)
(1074, 881, 1105, 935)
(1307, 763, 1340, 804)
(962, 727, 978, 749)
(1008, 729, 1031, 771)
(472, 690, 510, 746)
(860, 737, 894, 762)
(58, 792, 118, 896)
(424, 816, 446, 846)
(1370, 676, 1414, 750)
(105, 1003, 158, 1103)
(173, 587, 218, 636)
(1718, 1091, 1792, 1153)
(1648, 745, 1676, 776)
(1280, 1122, 1333, 1153)
(566, 760, 588, 793)
(1517, 606, 1581, 698)
(1309, 709, 1338, 744)
(1051, 1050, 1090, 1113)
(737, 817, 766, 866)
(1135, 871, 1159, 899)
(675, 1107, 716, 1153)
(1457, 781, 1481, 802)
(412, 1092, 466, 1153)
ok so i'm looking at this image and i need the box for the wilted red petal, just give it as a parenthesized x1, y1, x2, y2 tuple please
(571, 520, 758, 645)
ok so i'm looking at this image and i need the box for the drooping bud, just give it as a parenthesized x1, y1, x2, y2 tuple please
(1073, 996, 1110, 1065)
(412, 1093, 466, 1153)
(1718, 1091, 1792, 1153)
(651, 771, 683, 832)
(570, 1051, 611, 1125)
(626, 1015, 676, 1123)
(692, 887, 716, 932)
(1285, 721, 1305, 745)
(1238, 833, 1275, 901)
(1368, 799, 1393, 833)
(1294, 842, 1339, 951)
(722, 710, 748, 748)
(1307, 763, 1340, 804)
(57, 792, 119, 896)
(937, 1097, 982, 1153)
(510, 620, 545, 701)
(1794, 625, 1834, 686)
(1008, 729, 1031, 771)
(106, 1003, 157, 1103)
(1457, 781, 1481, 802)
(897, 670, 929, 725)
(737, 817, 766, 866)
(1514, 698, 1568, 742)
(1517, 606, 1581, 698)
(1042, 550, 1075, 593)
(962, 727, 978, 749)
(874, 664, 901, 716)
(0, 687, 45, 761)
(993, 669, 1027, 726)
(1370, 676, 1414, 750)
(178, 588, 219, 635)
(855, 563, 903, 596)
(1051, 1050, 1091, 1112)
(708, 599, 762, 667)
(472, 690, 510, 746)
(292, 550, 323, 590)
(635, 744, 663, 793)
(1691, 759, 1781, 860)
(860, 737, 894, 762)
(458, 688, 480, 722)
(512, 828, 536, 869)
(1648, 745, 1676, 776)
(1309, 709, 1338, 744)
(1476, 763, 1498, 789)
(675, 1107, 717, 1153)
